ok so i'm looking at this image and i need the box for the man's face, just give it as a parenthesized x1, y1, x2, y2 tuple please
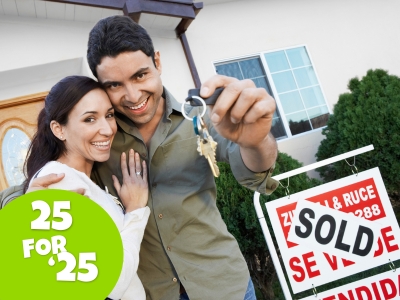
(96, 51, 163, 126)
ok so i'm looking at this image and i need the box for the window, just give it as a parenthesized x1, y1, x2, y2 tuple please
(2, 128, 30, 186)
(215, 46, 330, 139)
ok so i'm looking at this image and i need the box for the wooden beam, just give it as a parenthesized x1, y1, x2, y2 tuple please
(0, 92, 47, 109)
(44, 0, 125, 9)
(179, 32, 201, 89)
(176, 2, 203, 35)
(124, 0, 195, 19)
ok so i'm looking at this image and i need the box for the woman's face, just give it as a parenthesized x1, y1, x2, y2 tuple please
(61, 88, 117, 167)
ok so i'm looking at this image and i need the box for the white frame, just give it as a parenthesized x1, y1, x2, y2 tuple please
(253, 144, 375, 299)
(213, 45, 332, 141)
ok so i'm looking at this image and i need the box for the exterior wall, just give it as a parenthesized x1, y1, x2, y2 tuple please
(186, 0, 400, 173)
(0, 15, 192, 102)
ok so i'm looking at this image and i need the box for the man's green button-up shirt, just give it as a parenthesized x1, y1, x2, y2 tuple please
(91, 88, 278, 300)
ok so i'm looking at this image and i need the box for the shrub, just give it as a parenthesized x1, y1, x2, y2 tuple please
(316, 69, 400, 204)
(216, 152, 321, 299)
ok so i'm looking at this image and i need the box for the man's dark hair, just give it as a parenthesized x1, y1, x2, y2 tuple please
(87, 15, 155, 78)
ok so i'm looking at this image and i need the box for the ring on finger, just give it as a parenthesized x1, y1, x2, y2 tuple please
(136, 171, 141, 176)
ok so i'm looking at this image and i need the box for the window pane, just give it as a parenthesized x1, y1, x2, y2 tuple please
(215, 62, 243, 79)
(300, 86, 325, 108)
(286, 111, 312, 135)
(264, 51, 290, 73)
(239, 58, 264, 78)
(271, 117, 287, 139)
(251, 77, 273, 97)
(2, 128, 30, 186)
(308, 106, 329, 129)
(279, 91, 304, 114)
(286, 47, 311, 68)
(272, 71, 297, 93)
(293, 66, 318, 88)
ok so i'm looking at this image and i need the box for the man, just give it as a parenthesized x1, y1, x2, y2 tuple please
(1, 16, 278, 300)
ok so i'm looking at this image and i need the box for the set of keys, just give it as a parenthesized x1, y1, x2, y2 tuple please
(193, 115, 220, 177)
(182, 88, 224, 177)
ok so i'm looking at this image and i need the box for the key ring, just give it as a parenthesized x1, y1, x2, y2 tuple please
(181, 96, 207, 121)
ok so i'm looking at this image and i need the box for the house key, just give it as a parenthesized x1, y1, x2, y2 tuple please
(194, 115, 220, 177)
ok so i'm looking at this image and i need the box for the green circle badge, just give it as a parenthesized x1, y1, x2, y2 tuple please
(0, 189, 123, 300)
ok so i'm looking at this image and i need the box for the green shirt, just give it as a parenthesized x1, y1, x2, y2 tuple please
(91, 88, 277, 300)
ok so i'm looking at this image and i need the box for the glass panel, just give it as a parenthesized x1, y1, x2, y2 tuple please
(300, 86, 325, 108)
(286, 47, 311, 68)
(279, 91, 304, 114)
(264, 51, 290, 73)
(272, 71, 297, 93)
(215, 56, 288, 139)
(308, 106, 330, 129)
(215, 62, 243, 79)
(271, 117, 287, 139)
(2, 128, 31, 186)
(239, 58, 265, 78)
(286, 111, 312, 135)
(293, 66, 318, 88)
(251, 77, 273, 97)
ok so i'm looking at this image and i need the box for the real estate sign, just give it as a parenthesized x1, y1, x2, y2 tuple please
(265, 168, 400, 294)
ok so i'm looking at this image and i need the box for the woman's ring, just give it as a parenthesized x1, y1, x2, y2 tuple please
(136, 171, 141, 176)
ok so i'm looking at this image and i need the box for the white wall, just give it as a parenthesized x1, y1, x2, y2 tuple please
(0, 15, 192, 102)
(186, 0, 400, 173)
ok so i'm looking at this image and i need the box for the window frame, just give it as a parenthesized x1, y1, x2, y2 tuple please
(213, 44, 332, 141)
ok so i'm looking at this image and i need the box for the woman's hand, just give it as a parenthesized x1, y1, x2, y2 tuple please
(112, 149, 148, 213)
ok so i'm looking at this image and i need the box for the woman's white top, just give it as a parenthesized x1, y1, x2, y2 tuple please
(30, 161, 150, 300)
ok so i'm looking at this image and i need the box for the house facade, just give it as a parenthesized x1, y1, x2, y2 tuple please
(1, 0, 400, 188)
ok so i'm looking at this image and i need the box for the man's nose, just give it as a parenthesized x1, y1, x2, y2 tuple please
(125, 83, 141, 103)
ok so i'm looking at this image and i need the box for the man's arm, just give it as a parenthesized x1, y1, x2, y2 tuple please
(0, 184, 24, 209)
(200, 75, 278, 172)
(0, 174, 85, 207)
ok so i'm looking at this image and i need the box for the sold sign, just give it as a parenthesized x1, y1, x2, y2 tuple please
(265, 168, 400, 294)
(287, 199, 382, 262)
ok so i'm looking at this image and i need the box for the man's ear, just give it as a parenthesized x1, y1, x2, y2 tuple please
(50, 120, 65, 141)
(154, 50, 162, 75)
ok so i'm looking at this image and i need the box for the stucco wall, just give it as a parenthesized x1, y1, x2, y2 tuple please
(0, 15, 192, 102)
(186, 0, 400, 171)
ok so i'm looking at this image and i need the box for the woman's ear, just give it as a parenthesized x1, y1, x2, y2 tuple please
(50, 120, 65, 141)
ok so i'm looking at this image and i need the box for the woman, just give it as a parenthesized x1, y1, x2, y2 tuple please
(24, 75, 149, 300)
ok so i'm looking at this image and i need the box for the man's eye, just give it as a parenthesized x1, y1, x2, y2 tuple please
(137, 73, 146, 79)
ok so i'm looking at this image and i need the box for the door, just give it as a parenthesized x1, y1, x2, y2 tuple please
(0, 92, 46, 190)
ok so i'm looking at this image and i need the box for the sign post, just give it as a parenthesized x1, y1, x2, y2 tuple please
(254, 145, 400, 299)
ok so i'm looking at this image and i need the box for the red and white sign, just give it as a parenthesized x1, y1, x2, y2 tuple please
(265, 168, 400, 294)
(300, 270, 400, 300)
(287, 199, 383, 263)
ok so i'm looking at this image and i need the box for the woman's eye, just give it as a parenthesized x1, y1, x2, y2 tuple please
(85, 117, 95, 123)
(106, 113, 115, 118)
(107, 83, 120, 89)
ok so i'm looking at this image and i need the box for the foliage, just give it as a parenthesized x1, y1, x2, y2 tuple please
(215, 152, 321, 299)
(316, 69, 400, 203)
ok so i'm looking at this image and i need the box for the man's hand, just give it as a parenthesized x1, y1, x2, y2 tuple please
(200, 75, 277, 172)
(26, 173, 86, 195)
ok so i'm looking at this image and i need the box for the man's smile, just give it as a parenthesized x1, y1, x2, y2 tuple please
(126, 96, 149, 113)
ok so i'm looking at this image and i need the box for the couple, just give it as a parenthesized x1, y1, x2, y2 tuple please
(3, 15, 278, 300)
